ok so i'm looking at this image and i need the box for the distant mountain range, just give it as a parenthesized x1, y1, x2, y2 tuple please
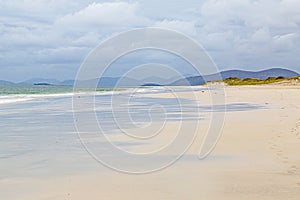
(1, 68, 299, 86)
(18, 78, 62, 85)
(0, 80, 14, 85)
(170, 68, 300, 86)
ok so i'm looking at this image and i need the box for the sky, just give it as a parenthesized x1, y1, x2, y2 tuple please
(1, 0, 300, 82)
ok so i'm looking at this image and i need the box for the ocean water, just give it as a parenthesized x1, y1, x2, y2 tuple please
(0, 84, 115, 105)
(0, 84, 116, 95)
(0, 84, 75, 95)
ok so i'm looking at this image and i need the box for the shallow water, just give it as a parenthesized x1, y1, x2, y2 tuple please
(0, 87, 265, 179)
(0, 84, 74, 95)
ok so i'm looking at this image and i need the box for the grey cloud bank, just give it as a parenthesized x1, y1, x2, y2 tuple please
(0, 0, 299, 82)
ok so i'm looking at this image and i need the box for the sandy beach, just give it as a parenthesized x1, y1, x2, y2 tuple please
(1, 85, 300, 200)
(2, 0, 300, 199)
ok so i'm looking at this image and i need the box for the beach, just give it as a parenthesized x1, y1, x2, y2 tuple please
(1, 85, 300, 199)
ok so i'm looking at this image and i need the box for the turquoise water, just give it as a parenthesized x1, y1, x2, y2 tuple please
(0, 84, 74, 95)
(0, 84, 114, 95)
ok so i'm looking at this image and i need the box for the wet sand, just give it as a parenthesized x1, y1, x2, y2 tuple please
(1, 86, 300, 199)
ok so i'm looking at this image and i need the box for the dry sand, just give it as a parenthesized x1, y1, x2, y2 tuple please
(1, 85, 300, 200)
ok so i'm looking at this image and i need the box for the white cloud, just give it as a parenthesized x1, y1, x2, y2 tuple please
(0, 0, 300, 81)
(196, 0, 300, 69)
(153, 20, 197, 36)
(251, 28, 271, 44)
(201, 31, 234, 51)
(0, 0, 86, 19)
(72, 32, 101, 47)
(36, 46, 89, 64)
(200, 0, 300, 29)
(272, 33, 298, 51)
(54, 2, 151, 33)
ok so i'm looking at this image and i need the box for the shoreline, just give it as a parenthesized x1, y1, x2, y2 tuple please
(1, 85, 300, 199)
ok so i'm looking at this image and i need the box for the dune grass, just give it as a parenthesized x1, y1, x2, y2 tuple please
(223, 76, 300, 86)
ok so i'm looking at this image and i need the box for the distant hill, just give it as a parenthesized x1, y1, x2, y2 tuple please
(139, 76, 182, 85)
(99, 77, 139, 87)
(19, 78, 61, 85)
(141, 83, 163, 86)
(0, 80, 14, 85)
(33, 83, 53, 86)
(60, 80, 75, 85)
(69, 76, 185, 87)
(169, 68, 299, 86)
(2, 68, 299, 87)
(170, 76, 205, 86)
(73, 77, 140, 87)
(215, 68, 298, 80)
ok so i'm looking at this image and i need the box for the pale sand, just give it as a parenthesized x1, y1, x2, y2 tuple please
(1, 85, 300, 200)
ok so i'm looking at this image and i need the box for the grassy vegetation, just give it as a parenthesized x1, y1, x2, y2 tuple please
(222, 76, 300, 86)
(95, 87, 127, 92)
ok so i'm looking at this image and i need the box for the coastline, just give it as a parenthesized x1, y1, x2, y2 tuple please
(1, 85, 300, 199)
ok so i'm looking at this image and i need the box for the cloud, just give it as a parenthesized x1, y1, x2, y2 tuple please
(251, 28, 272, 44)
(153, 20, 197, 36)
(36, 46, 89, 64)
(0, 0, 300, 81)
(54, 2, 151, 33)
(200, 0, 300, 29)
(195, 0, 300, 69)
(72, 32, 101, 47)
(272, 33, 298, 52)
